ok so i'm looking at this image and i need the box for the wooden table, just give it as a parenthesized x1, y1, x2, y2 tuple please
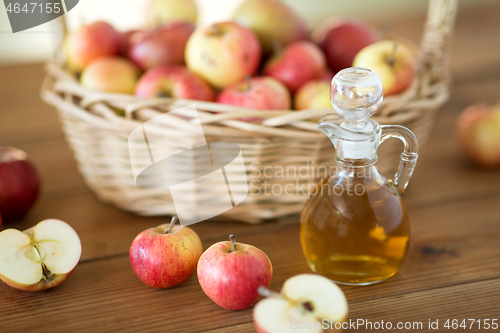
(1, 3, 500, 332)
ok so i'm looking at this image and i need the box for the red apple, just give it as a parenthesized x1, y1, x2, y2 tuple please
(233, 0, 307, 54)
(185, 22, 261, 89)
(0, 219, 82, 292)
(128, 21, 195, 71)
(313, 18, 381, 73)
(217, 76, 290, 111)
(80, 56, 140, 94)
(0, 147, 40, 222)
(294, 80, 332, 110)
(129, 216, 203, 289)
(353, 40, 415, 96)
(457, 104, 500, 168)
(147, 0, 198, 27)
(321, 68, 335, 81)
(135, 66, 214, 101)
(197, 235, 273, 311)
(253, 274, 348, 333)
(264, 41, 326, 94)
(119, 29, 141, 57)
(64, 21, 120, 73)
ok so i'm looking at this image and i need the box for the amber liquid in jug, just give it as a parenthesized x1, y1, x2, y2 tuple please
(300, 68, 418, 285)
(300, 164, 410, 285)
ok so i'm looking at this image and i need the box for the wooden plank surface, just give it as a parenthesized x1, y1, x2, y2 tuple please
(1, 2, 500, 332)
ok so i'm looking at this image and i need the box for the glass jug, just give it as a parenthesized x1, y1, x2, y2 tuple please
(300, 67, 418, 285)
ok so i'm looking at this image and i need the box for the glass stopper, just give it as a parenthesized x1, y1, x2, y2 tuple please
(330, 67, 383, 128)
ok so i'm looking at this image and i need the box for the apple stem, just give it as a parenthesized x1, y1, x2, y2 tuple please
(387, 42, 398, 67)
(258, 286, 282, 299)
(210, 23, 223, 36)
(165, 216, 178, 234)
(229, 234, 236, 252)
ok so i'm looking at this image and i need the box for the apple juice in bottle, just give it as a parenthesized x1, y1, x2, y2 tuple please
(300, 68, 418, 285)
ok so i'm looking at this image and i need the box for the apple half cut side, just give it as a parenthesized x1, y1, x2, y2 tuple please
(0, 219, 82, 291)
(253, 274, 348, 333)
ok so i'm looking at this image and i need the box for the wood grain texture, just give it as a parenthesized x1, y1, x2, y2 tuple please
(1, 2, 500, 332)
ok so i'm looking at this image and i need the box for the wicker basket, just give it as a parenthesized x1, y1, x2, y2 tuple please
(41, 0, 457, 223)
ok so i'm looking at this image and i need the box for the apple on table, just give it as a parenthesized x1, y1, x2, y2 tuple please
(185, 21, 261, 89)
(129, 216, 203, 289)
(134, 66, 214, 101)
(233, 0, 307, 55)
(264, 41, 326, 94)
(0, 219, 82, 291)
(457, 104, 500, 167)
(129, 21, 195, 71)
(198, 234, 273, 311)
(353, 40, 415, 96)
(0, 147, 40, 222)
(253, 274, 348, 333)
(64, 21, 120, 73)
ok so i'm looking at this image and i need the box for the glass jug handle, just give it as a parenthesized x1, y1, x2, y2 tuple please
(380, 125, 419, 194)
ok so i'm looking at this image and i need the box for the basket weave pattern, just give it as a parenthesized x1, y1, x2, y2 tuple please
(41, 0, 457, 223)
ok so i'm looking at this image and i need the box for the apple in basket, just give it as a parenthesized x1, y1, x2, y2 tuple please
(312, 18, 381, 73)
(64, 21, 120, 73)
(233, 0, 307, 55)
(129, 21, 195, 71)
(80, 56, 141, 95)
(0, 147, 40, 222)
(294, 80, 333, 111)
(134, 66, 214, 101)
(198, 234, 272, 311)
(253, 274, 348, 333)
(353, 40, 416, 96)
(119, 29, 141, 57)
(0, 219, 82, 291)
(130, 217, 203, 289)
(264, 41, 326, 94)
(217, 76, 291, 111)
(147, 0, 198, 27)
(185, 21, 261, 89)
(457, 104, 500, 167)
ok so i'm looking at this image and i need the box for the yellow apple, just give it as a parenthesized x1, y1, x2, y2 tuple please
(294, 80, 332, 110)
(353, 40, 415, 96)
(80, 56, 140, 94)
(185, 22, 261, 89)
(147, 0, 198, 27)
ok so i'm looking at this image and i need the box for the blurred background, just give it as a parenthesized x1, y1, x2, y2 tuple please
(0, 0, 496, 65)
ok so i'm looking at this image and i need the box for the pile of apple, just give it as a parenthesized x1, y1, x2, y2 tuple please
(65, 0, 416, 116)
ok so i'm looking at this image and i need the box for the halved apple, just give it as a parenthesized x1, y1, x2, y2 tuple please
(253, 274, 348, 333)
(0, 219, 82, 291)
